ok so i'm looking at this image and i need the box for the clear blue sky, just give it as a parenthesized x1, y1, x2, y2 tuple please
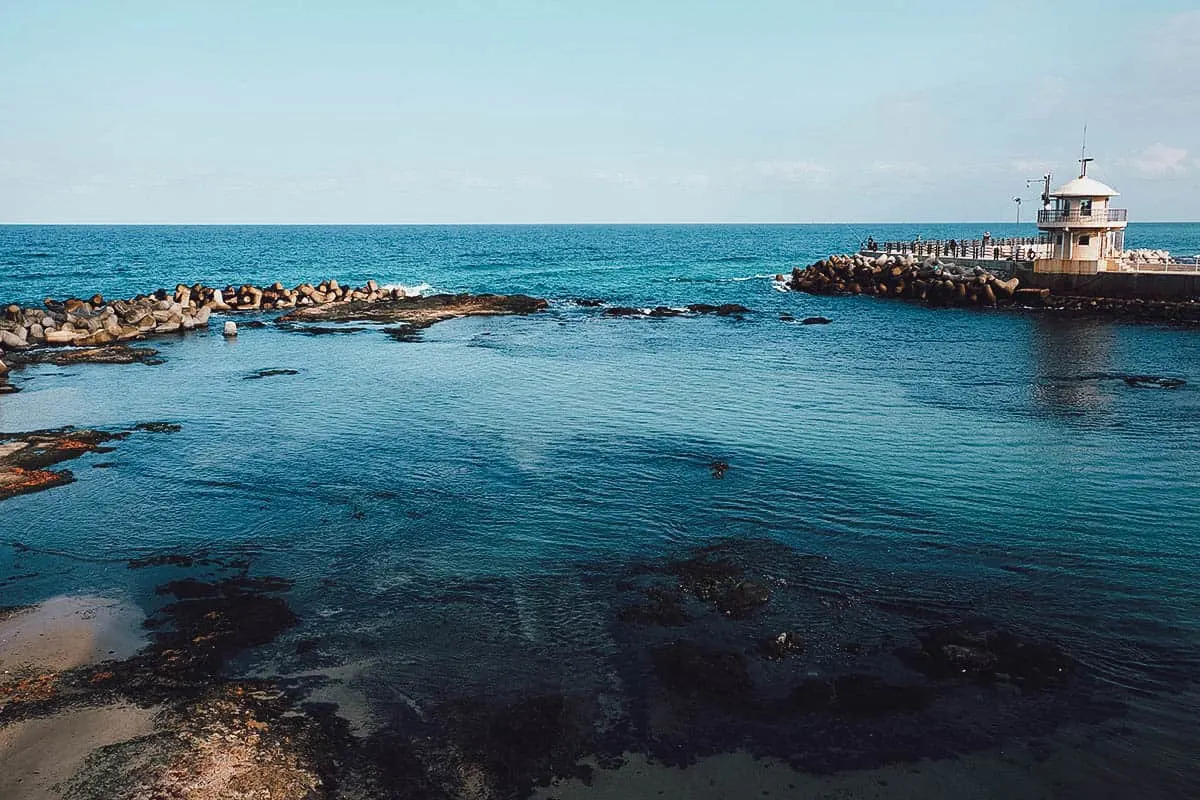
(1, 0, 1197, 223)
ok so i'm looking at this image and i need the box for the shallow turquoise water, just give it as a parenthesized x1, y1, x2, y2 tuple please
(1, 224, 1199, 796)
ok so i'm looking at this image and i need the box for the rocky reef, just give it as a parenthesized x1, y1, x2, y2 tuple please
(602, 303, 752, 319)
(276, 292, 549, 329)
(0, 535, 1142, 799)
(782, 253, 1200, 322)
(0, 425, 177, 501)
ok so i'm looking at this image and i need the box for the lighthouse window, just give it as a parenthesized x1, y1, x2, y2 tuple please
(1079, 235, 1091, 245)
(1056, 234, 1063, 244)
(1080, 199, 1093, 216)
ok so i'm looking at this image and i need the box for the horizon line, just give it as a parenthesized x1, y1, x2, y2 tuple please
(2, 220, 1198, 227)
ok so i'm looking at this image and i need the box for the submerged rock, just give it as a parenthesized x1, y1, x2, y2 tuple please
(896, 620, 1074, 689)
(0, 424, 179, 501)
(652, 640, 753, 700)
(277, 292, 548, 329)
(713, 580, 770, 618)
(1123, 375, 1186, 389)
(6, 345, 161, 366)
(244, 368, 300, 380)
(604, 303, 753, 319)
(758, 631, 805, 660)
(832, 674, 933, 715)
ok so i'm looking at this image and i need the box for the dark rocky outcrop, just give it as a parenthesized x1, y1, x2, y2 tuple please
(244, 368, 300, 380)
(896, 619, 1074, 689)
(277, 293, 548, 328)
(602, 304, 752, 319)
(652, 640, 753, 700)
(6, 345, 162, 367)
(0, 424, 178, 501)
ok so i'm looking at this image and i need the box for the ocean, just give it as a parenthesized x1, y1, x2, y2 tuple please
(1, 223, 1199, 798)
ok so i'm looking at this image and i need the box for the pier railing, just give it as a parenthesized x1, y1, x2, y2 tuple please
(1037, 208, 1127, 224)
(862, 237, 1043, 262)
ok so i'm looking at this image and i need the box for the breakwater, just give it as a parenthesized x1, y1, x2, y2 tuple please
(0, 280, 547, 384)
(783, 253, 1200, 323)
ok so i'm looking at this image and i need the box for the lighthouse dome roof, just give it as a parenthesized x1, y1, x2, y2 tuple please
(1051, 175, 1119, 198)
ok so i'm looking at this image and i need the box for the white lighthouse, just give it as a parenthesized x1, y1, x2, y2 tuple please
(1035, 157, 1128, 275)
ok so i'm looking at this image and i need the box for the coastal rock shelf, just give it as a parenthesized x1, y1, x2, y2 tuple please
(783, 254, 1200, 322)
(276, 291, 549, 327)
(0, 282, 550, 387)
(0, 424, 177, 501)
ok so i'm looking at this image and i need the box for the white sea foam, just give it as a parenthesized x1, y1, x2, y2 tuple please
(727, 273, 779, 282)
(380, 282, 434, 297)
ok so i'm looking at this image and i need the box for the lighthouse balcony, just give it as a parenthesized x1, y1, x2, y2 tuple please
(1037, 208, 1127, 225)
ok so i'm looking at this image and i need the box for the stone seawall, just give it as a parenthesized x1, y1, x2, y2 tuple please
(1015, 268, 1200, 301)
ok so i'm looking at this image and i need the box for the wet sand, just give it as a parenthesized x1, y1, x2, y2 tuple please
(0, 704, 159, 800)
(0, 595, 146, 672)
(0, 596, 153, 800)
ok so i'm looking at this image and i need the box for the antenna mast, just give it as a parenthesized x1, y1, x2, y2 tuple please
(1079, 124, 1093, 177)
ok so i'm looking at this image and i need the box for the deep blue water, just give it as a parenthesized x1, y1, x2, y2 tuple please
(1, 224, 1199, 796)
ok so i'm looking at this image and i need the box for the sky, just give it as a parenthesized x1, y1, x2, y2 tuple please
(0, 0, 1198, 224)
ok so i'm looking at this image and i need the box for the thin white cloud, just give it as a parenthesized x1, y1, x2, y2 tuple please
(872, 161, 929, 178)
(668, 173, 711, 189)
(1144, 11, 1200, 67)
(752, 160, 829, 183)
(1011, 159, 1055, 177)
(591, 170, 642, 187)
(1128, 144, 1190, 177)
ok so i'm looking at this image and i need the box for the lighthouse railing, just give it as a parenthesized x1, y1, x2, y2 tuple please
(1037, 208, 1127, 224)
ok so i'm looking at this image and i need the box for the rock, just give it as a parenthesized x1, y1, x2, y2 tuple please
(896, 620, 1073, 689)
(209, 289, 231, 310)
(77, 330, 116, 346)
(1123, 375, 1186, 389)
(993, 277, 1020, 297)
(833, 674, 932, 715)
(801, 316, 832, 325)
(45, 329, 80, 344)
(0, 330, 27, 349)
(1013, 288, 1050, 304)
(244, 368, 299, 380)
(714, 580, 770, 618)
(758, 631, 805, 661)
(617, 587, 690, 627)
(155, 321, 181, 334)
(709, 460, 729, 478)
(0, 358, 7, 375)
(223, 321, 238, 338)
(194, 306, 212, 325)
(789, 678, 836, 711)
(652, 640, 752, 700)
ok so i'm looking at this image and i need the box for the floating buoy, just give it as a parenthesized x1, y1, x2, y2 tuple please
(223, 321, 237, 338)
